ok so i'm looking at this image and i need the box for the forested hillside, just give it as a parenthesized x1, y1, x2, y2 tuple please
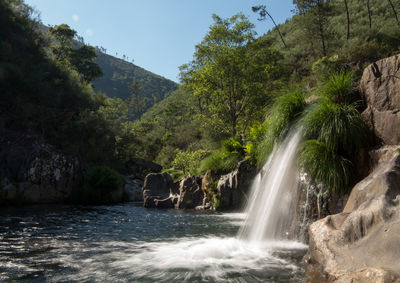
(94, 52, 178, 120)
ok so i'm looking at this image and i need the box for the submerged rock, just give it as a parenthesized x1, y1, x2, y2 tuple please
(306, 146, 400, 282)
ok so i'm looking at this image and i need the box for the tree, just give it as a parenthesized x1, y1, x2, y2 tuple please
(70, 45, 103, 82)
(49, 24, 76, 60)
(252, 4, 287, 48)
(344, 0, 350, 40)
(49, 24, 102, 82)
(366, 0, 372, 30)
(180, 14, 282, 138)
(293, 0, 333, 56)
(387, 0, 400, 26)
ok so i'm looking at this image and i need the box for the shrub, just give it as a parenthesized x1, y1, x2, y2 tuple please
(79, 166, 122, 204)
(172, 149, 210, 176)
(311, 55, 343, 80)
(299, 140, 351, 194)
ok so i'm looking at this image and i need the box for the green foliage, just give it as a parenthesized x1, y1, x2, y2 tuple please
(244, 122, 265, 160)
(0, 1, 116, 165)
(299, 140, 351, 194)
(200, 137, 245, 173)
(321, 71, 355, 103)
(256, 91, 306, 165)
(299, 72, 366, 195)
(200, 150, 242, 173)
(180, 13, 284, 138)
(49, 24, 103, 82)
(172, 149, 210, 175)
(311, 55, 343, 80)
(79, 166, 122, 204)
(213, 193, 221, 210)
(303, 100, 365, 154)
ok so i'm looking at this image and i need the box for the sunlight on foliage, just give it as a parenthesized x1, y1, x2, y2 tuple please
(256, 91, 306, 166)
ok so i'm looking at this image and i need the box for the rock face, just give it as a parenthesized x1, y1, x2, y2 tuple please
(122, 175, 144, 202)
(0, 132, 83, 204)
(142, 172, 175, 208)
(306, 55, 400, 282)
(176, 174, 204, 209)
(361, 54, 400, 145)
(306, 147, 400, 282)
(217, 159, 257, 210)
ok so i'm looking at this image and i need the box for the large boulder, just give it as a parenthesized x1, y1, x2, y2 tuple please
(217, 159, 257, 210)
(0, 131, 83, 204)
(176, 174, 204, 209)
(306, 146, 400, 282)
(122, 175, 144, 202)
(142, 172, 175, 208)
(361, 54, 400, 145)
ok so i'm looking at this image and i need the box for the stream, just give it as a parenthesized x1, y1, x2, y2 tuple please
(0, 203, 306, 282)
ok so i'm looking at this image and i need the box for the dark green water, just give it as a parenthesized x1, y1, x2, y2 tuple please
(0, 203, 307, 282)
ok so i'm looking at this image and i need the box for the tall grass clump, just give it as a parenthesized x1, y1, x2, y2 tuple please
(299, 140, 351, 194)
(299, 70, 365, 195)
(321, 71, 355, 103)
(303, 100, 366, 154)
(256, 91, 306, 166)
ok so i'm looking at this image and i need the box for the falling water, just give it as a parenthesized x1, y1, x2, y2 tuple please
(239, 127, 303, 242)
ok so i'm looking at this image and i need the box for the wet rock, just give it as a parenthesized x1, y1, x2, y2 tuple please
(217, 159, 257, 210)
(142, 172, 174, 208)
(176, 174, 203, 209)
(306, 146, 400, 282)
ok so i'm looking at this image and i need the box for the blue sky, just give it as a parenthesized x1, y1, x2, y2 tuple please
(25, 0, 295, 82)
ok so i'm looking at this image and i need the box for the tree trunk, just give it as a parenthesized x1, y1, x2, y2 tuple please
(367, 0, 372, 30)
(266, 10, 288, 49)
(344, 0, 350, 40)
(387, 0, 400, 26)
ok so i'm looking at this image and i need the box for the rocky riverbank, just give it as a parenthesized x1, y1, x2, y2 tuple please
(306, 54, 400, 282)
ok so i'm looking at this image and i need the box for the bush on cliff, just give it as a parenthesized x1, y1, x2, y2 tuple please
(299, 71, 366, 195)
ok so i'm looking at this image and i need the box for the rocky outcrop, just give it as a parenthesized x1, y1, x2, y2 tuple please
(361, 54, 400, 145)
(217, 159, 257, 210)
(306, 55, 400, 282)
(306, 147, 400, 282)
(176, 174, 204, 209)
(0, 132, 83, 204)
(122, 175, 144, 202)
(142, 172, 176, 208)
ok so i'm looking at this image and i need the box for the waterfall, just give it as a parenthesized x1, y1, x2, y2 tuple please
(238, 127, 303, 242)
